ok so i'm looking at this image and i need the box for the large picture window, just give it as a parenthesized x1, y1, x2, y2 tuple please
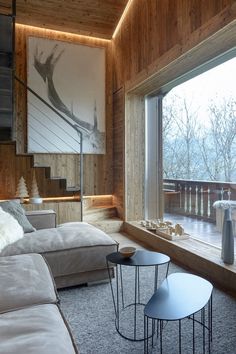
(145, 52, 236, 252)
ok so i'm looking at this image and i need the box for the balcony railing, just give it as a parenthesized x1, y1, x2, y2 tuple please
(164, 178, 236, 222)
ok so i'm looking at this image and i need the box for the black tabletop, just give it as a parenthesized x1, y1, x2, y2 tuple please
(106, 250, 170, 266)
(144, 273, 213, 320)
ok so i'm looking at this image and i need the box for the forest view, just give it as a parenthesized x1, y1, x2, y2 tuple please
(163, 57, 236, 182)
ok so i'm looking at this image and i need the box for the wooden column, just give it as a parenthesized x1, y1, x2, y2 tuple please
(125, 93, 145, 221)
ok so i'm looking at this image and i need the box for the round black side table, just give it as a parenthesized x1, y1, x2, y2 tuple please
(106, 250, 170, 341)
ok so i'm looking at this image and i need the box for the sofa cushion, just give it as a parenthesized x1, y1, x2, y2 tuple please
(0, 201, 35, 233)
(0, 304, 78, 354)
(1, 222, 116, 255)
(0, 222, 118, 278)
(0, 207, 24, 252)
(0, 254, 58, 314)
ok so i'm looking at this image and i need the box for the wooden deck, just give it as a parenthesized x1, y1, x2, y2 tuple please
(164, 213, 236, 252)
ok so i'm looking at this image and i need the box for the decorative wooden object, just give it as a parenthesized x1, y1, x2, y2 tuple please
(30, 170, 42, 204)
(140, 220, 189, 241)
(155, 228, 189, 241)
(15, 176, 29, 203)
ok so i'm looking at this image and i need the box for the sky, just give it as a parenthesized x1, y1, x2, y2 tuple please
(165, 56, 236, 126)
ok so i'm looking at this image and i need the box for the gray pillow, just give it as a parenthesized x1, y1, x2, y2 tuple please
(0, 201, 36, 233)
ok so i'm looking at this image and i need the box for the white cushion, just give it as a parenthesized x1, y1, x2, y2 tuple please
(0, 207, 24, 252)
(0, 304, 77, 354)
(0, 254, 58, 314)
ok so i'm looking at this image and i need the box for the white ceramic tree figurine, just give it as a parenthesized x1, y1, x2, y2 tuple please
(15, 176, 29, 203)
(31, 171, 40, 198)
(30, 171, 42, 204)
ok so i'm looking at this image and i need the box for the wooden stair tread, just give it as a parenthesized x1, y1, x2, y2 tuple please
(84, 205, 117, 223)
(89, 217, 123, 233)
(84, 205, 116, 213)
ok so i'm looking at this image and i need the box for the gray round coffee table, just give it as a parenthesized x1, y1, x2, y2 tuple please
(144, 273, 213, 353)
(106, 250, 170, 341)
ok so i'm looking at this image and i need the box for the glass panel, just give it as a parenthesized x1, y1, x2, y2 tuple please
(163, 56, 236, 253)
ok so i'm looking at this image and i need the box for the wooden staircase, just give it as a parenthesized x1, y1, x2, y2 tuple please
(0, 141, 80, 200)
(83, 196, 123, 233)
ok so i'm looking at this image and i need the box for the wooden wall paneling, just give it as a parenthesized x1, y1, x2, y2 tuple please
(122, 13, 236, 96)
(57, 201, 81, 223)
(127, 18, 236, 96)
(156, 0, 179, 56)
(147, 0, 158, 64)
(0, 143, 16, 198)
(125, 94, 145, 221)
(34, 154, 79, 188)
(24, 201, 81, 224)
(113, 0, 235, 93)
(14, 24, 113, 196)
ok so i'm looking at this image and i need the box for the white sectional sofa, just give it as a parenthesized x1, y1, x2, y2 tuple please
(0, 201, 119, 353)
(0, 253, 78, 354)
(0, 202, 118, 288)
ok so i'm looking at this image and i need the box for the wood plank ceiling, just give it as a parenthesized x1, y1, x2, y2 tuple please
(15, 0, 129, 39)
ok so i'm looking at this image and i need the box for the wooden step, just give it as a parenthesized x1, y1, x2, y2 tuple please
(83, 195, 113, 209)
(89, 218, 123, 233)
(84, 206, 117, 222)
(0, 141, 81, 199)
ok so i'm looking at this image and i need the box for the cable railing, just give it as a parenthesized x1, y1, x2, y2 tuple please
(28, 101, 81, 153)
(15, 75, 84, 221)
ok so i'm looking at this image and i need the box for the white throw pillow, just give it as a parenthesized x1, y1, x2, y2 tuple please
(0, 207, 24, 252)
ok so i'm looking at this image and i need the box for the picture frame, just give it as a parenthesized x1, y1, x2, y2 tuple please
(27, 36, 106, 154)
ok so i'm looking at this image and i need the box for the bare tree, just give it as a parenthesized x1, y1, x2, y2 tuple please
(163, 92, 201, 179)
(163, 88, 236, 183)
(207, 96, 236, 181)
(198, 133, 223, 181)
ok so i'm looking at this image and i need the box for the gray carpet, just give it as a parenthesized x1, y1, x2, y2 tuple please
(59, 263, 236, 354)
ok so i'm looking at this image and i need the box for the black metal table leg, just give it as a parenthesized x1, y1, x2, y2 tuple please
(179, 319, 182, 354)
(160, 320, 163, 354)
(106, 260, 117, 317)
(116, 263, 119, 330)
(193, 313, 195, 354)
(202, 307, 205, 354)
(120, 265, 124, 308)
(134, 266, 138, 340)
